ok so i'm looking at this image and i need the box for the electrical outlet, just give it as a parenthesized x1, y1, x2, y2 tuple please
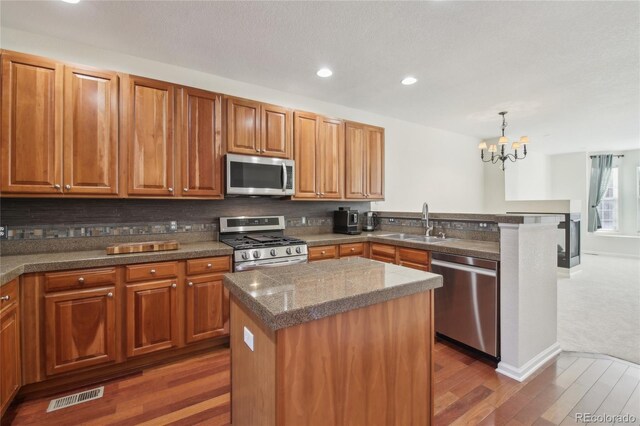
(243, 326, 254, 351)
(169, 221, 177, 231)
(389, 218, 395, 223)
(0, 226, 6, 240)
(301, 216, 306, 225)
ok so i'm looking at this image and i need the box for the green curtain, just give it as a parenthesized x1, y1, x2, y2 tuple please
(587, 154, 613, 232)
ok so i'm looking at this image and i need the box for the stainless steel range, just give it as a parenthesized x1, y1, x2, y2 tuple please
(219, 216, 308, 271)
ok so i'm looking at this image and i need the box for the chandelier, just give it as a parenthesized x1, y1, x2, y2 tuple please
(478, 111, 529, 170)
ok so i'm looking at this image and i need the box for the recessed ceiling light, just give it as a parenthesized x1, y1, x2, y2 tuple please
(61, 0, 80, 3)
(401, 77, 417, 85)
(316, 68, 333, 78)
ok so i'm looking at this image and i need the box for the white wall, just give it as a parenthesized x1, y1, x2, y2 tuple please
(1, 27, 485, 214)
(504, 152, 551, 201)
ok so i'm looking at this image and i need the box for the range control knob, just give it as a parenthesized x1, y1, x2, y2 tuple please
(286, 247, 293, 255)
(253, 250, 261, 259)
(296, 246, 302, 254)
(241, 252, 249, 260)
(270, 249, 277, 257)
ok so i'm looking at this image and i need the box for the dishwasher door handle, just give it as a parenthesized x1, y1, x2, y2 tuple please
(431, 259, 497, 277)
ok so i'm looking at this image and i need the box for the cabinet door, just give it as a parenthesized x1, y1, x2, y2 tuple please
(125, 75, 175, 196)
(226, 97, 261, 155)
(1, 52, 63, 194)
(318, 117, 344, 199)
(366, 126, 385, 200)
(345, 122, 366, 199)
(63, 65, 119, 195)
(180, 87, 223, 198)
(0, 302, 20, 416)
(185, 275, 228, 343)
(126, 279, 178, 357)
(261, 104, 292, 158)
(44, 287, 116, 375)
(293, 112, 319, 198)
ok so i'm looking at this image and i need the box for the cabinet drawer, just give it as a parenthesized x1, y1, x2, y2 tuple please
(370, 243, 396, 261)
(0, 279, 18, 312)
(44, 268, 116, 292)
(339, 243, 365, 257)
(125, 262, 178, 282)
(186, 256, 230, 276)
(397, 247, 430, 266)
(398, 260, 430, 272)
(308, 245, 338, 261)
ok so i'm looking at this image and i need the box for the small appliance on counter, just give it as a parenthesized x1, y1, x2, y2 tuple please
(363, 211, 377, 232)
(333, 207, 361, 235)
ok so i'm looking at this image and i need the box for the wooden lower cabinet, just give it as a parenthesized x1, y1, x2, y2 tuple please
(370, 243, 431, 270)
(370, 243, 397, 263)
(185, 274, 229, 343)
(1, 279, 20, 416)
(308, 243, 370, 262)
(126, 279, 179, 357)
(44, 286, 116, 375)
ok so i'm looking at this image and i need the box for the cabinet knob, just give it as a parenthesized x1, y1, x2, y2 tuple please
(188, 281, 194, 287)
(351, 248, 355, 251)
(53, 184, 61, 189)
(206, 263, 212, 268)
(78, 277, 85, 283)
(65, 184, 71, 190)
(107, 292, 113, 298)
(321, 250, 326, 255)
(168, 187, 174, 193)
(320, 193, 325, 196)
(0, 295, 10, 302)
(150, 269, 156, 274)
(183, 188, 189, 192)
(256, 148, 260, 152)
(171, 283, 177, 288)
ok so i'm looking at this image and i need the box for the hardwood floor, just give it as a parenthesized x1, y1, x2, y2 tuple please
(4, 342, 639, 425)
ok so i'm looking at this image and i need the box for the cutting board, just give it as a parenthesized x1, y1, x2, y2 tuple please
(106, 240, 180, 255)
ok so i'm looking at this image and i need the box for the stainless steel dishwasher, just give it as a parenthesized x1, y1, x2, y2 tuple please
(431, 253, 499, 360)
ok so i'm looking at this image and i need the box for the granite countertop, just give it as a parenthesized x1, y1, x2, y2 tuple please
(0, 241, 233, 285)
(223, 257, 442, 330)
(302, 232, 501, 261)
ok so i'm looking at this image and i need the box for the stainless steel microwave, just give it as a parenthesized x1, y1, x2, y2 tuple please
(226, 154, 295, 196)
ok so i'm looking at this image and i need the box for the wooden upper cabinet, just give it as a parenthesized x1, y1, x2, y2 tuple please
(44, 286, 116, 375)
(63, 66, 119, 195)
(226, 97, 292, 159)
(124, 75, 175, 196)
(366, 126, 384, 199)
(345, 121, 384, 200)
(179, 87, 223, 198)
(293, 111, 319, 198)
(1, 52, 63, 194)
(226, 97, 261, 155)
(317, 116, 344, 199)
(261, 103, 292, 158)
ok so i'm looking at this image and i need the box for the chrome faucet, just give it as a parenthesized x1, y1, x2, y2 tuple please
(422, 202, 433, 236)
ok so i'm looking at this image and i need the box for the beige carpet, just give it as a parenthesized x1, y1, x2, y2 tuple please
(558, 254, 640, 364)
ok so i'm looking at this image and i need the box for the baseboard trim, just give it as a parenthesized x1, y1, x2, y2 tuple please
(583, 250, 640, 259)
(496, 342, 562, 382)
(557, 266, 583, 279)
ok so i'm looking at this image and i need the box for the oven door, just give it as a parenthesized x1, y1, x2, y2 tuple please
(234, 255, 308, 272)
(226, 154, 295, 196)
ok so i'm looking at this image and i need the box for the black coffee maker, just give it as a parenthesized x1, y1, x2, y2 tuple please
(333, 207, 361, 235)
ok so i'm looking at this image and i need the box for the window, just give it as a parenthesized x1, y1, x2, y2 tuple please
(597, 167, 619, 231)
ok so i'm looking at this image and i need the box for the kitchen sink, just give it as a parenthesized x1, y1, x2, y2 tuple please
(378, 233, 459, 243)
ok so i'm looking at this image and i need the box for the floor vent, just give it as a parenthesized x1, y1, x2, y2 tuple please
(46, 386, 104, 413)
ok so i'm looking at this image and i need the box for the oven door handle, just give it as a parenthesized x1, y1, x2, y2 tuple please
(282, 163, 287, 192)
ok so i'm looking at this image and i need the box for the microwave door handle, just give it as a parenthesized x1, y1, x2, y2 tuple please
(282, 163, 287, 191)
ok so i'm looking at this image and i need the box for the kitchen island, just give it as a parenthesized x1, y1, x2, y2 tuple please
(223, 257, 442, 426)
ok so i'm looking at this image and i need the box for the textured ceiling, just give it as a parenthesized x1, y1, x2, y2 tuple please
(1, 1, 638, 154)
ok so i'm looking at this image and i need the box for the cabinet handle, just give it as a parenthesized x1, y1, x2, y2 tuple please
(183, 188, 189, 192)
(107, 292, 113, 298)
(65, 184, 71, 190)
(168, 187, 174, 193)
(53, 184, 61, 189)
(0, 295, 10, 302)
(171, 283, 177, 288)
(150, 269, 156, 274)
(78, 277, 85, 283)
(188, 281, 194, 287)
(206, 263, 212, 268)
